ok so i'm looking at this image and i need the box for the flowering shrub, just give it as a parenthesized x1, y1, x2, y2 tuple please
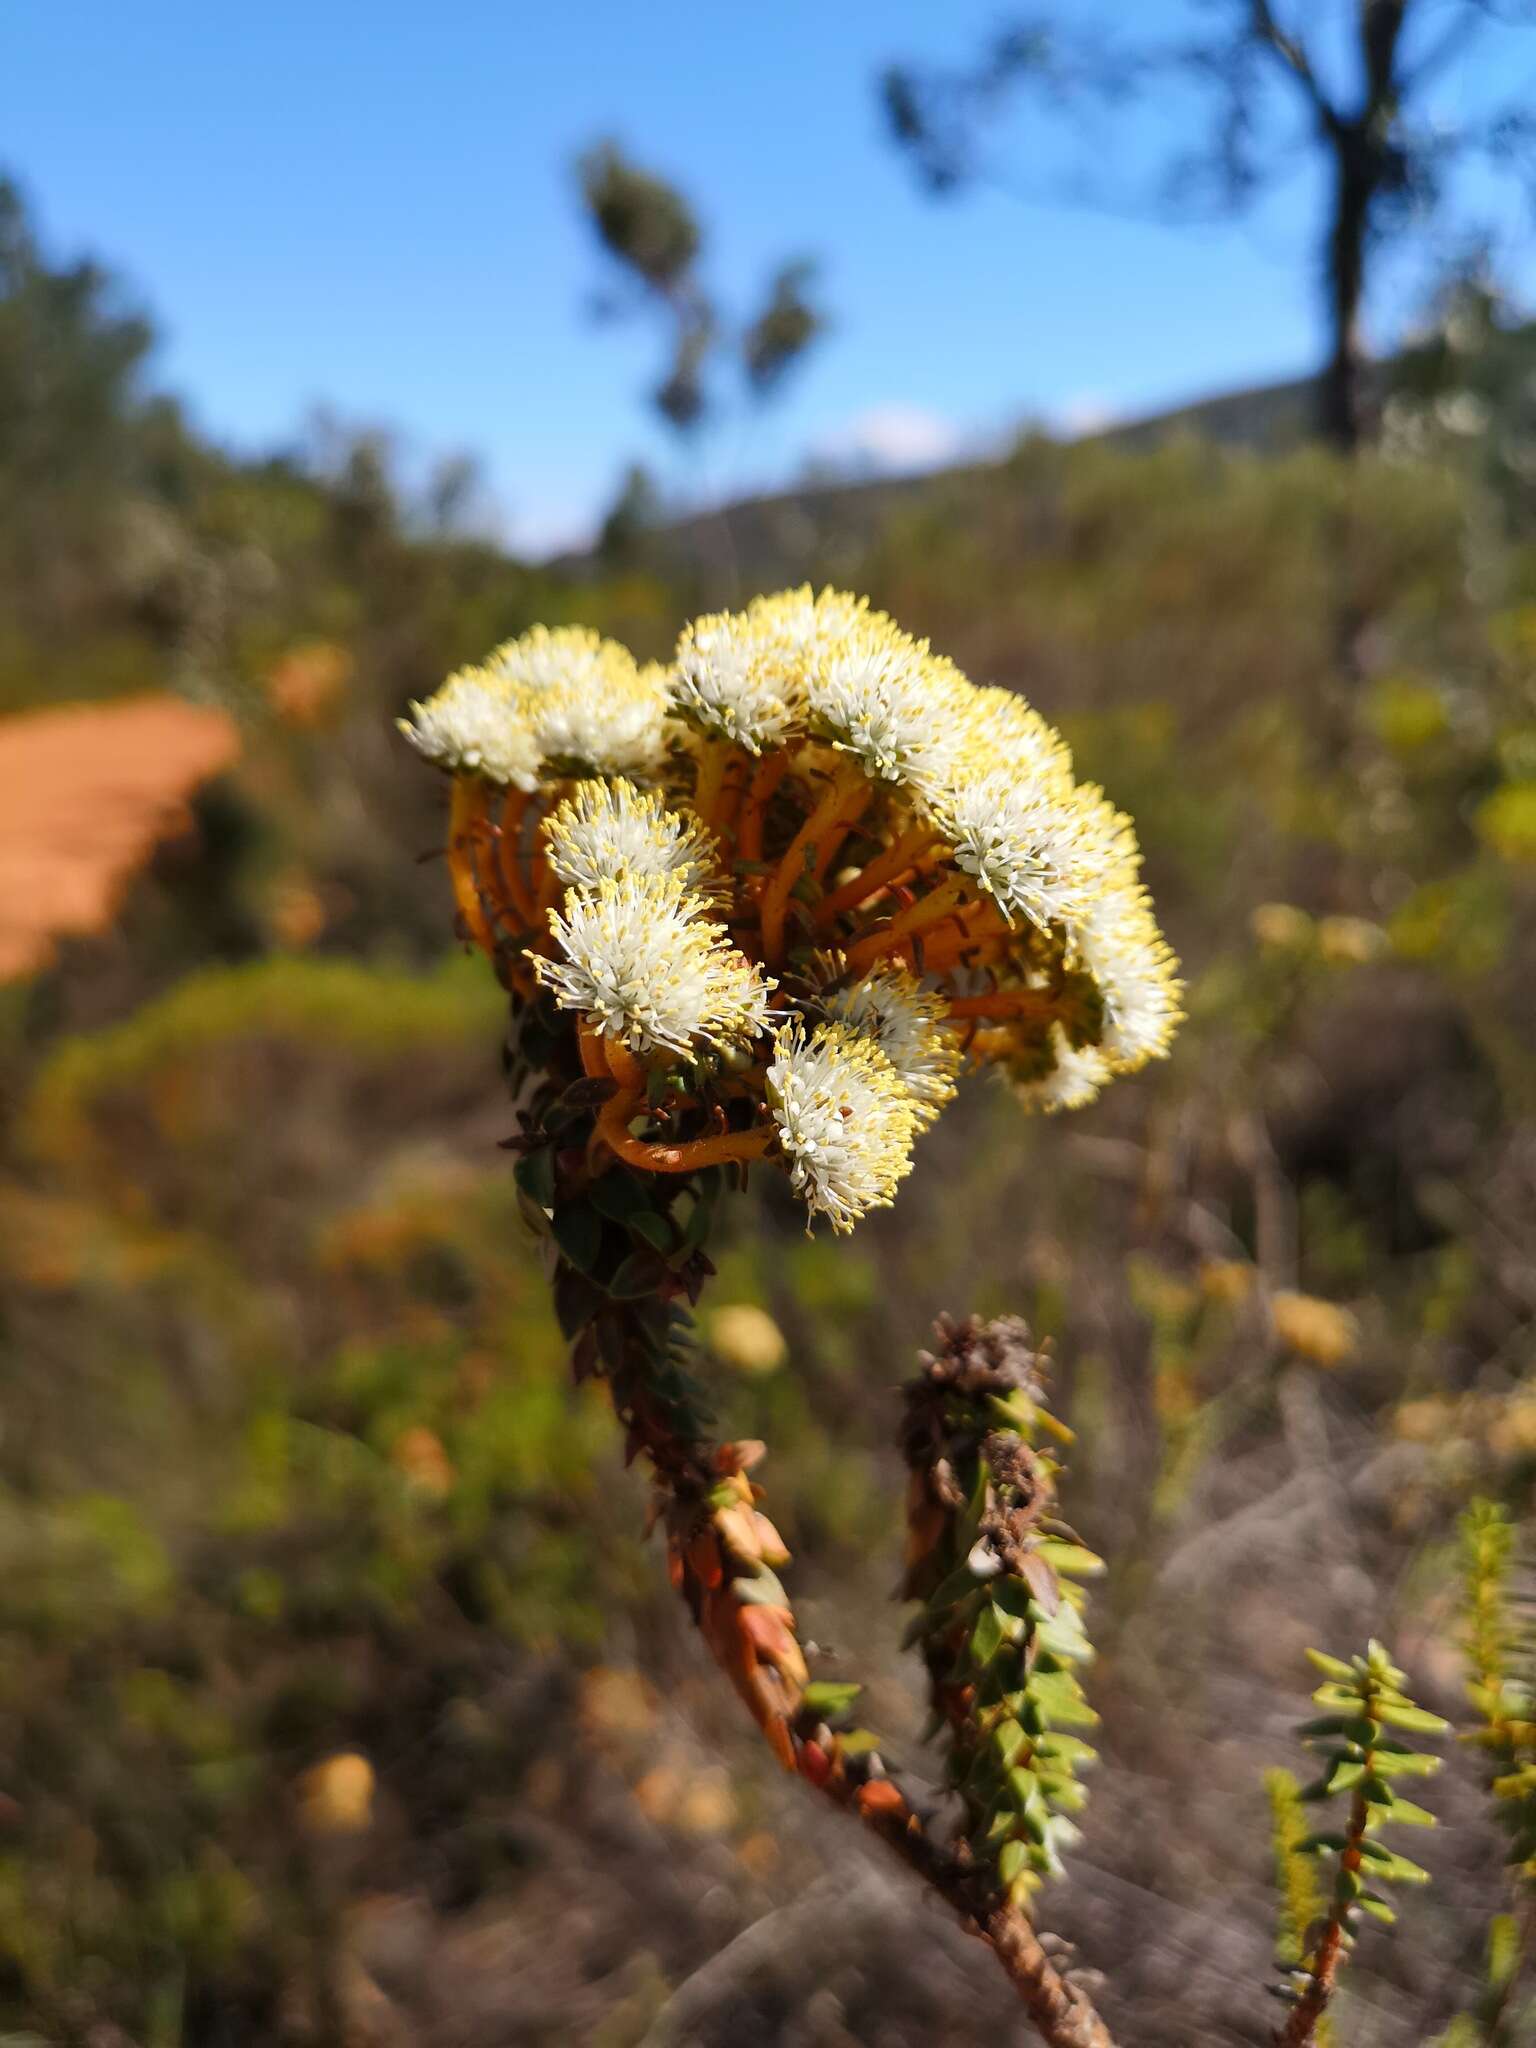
(398, 592, 1517, 2048)
(400, 589, 1182, 1230)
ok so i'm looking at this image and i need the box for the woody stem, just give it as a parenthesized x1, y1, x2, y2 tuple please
(553, 1193, 1121, 2048)
(1275, 1785, 1369, 2047)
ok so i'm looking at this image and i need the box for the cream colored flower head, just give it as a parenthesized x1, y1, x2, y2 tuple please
(765, 1018, 921, 1232)
(822, 962, 961, 1127)
(531, 660, 670, 781)
(1009, 1030, 1111, 1115)
(397, 666, 541, 791)
(670, 607, 806, 753)
(746, 585, 871, 657)
(542, 777, 724, 899)
(807, 618, 967, 802)
(532, 871, 772, 1056)
(484, 624, 636, 697)
(933, 770, 1125, 935)
(1069, 883, 1184, 1071)
(962, 685, 1074, 785)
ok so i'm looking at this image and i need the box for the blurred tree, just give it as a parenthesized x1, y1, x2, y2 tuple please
(576, 139, 827, 441)
(0, 173, 197, 630)
(1388, 267, 1536, 525)
(881, 3, 1536, 453)
(597, 460, 665, 566)
(742, 259, 826, 404)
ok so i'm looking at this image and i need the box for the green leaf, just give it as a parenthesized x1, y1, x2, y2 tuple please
(605, 1250, 667, 1300)
(801, 1681, 862, 1718)
(1357, 1843, 1431, 1885)
(1373, 1702, 1448, 1736)
(1034, 1539, 1105, 1578)
(587, 1170, 649, 1223)
(1296, 1832, 1347, 1855)
(1311, 1684, 1362, 1711)
(1034, 1733, 1097, 1767)
(1028, 1670, 1100, 1730)
(1334, 1715, 1382, 1748)
(1355, 1893, 1397, 1926)
(513, 1148, 556, 1208)
(628, 1210, 674, 1255)
(836, 1728, 880, 1756)
(676, 1189, 715, 1256)
(1489, 1913, 1521, 1989)
(552, 1266, 601, 1339)
(998, 1839, 1030, 1888)
(992, 1718, 1027, 1769)
(1306, 1650, 1357, 1683)
(970, 1602, 1006, 1670)
(1370, 1743, 1441, 1778)
(1328, 1759, 1367, 1795)
(1379, 1796, 1436, 1827)
(551, 1200, 603, 1274)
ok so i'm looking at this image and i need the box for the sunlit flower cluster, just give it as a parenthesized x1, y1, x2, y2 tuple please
(401, 591, 1182, 1230)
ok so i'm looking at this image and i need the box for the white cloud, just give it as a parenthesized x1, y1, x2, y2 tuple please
(507, 501, 596, 560)
(1053, 392, 1117, 439)
(814, 402, 963, 474)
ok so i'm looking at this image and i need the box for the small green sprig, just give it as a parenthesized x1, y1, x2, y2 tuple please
(1270, 1641, 1447, 2048)
(1265, 1768, 1326, 1980)
(1451, 1500, 1536, 2043)
(1461, 1500, 1536, 1883)
(901, 1316, 1102, 1911)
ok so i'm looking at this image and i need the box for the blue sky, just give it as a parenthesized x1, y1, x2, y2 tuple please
(5, 3, 1534, 553)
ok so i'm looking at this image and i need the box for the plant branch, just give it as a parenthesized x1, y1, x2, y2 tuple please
(522, 1060, 1122, 2048)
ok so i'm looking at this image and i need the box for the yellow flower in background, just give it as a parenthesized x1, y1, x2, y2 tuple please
(390, 1425, 455, 1497)
(709, 1303, 788, 1376)
(1477, 782, 1536, 865)
(1200, 1258, 1256, 1305)
(1271, 1290, 1360, 1369)
(1317, 915, 1387, 965)
(1251, 902, 1313, 951)
(297, 1752, 375, 1836)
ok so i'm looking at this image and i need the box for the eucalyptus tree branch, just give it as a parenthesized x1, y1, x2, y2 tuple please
(1248, 0, 1343, 131)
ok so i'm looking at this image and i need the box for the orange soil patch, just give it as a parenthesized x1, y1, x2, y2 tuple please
(0, 695, 240, 982)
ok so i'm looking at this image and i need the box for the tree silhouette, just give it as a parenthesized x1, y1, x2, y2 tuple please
(881, 2, 1536, 452)
(576, 140, 827, 441)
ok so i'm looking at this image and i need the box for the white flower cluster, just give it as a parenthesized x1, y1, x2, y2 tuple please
(661, 588, 1180, 1102)
(765, 1018, 923, 1233)
(542, 778, 723, 901)
(532, 815, 770, 1056)
(822, 961, 961, 1128)
(400, 626, 669, 790)
(406, 586, 1183, 1221)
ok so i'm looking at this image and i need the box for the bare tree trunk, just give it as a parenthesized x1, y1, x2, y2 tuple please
(1318, 139, 1372, 454)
